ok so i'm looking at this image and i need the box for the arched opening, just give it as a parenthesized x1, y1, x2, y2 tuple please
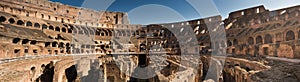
(16, 20, 24, 25)
(233, 39, 238, 46)
(61, 27, 66, 33)
(45, 42, 51, 47)
(286, 30, 295, 41)
(49, 25, 54, 30)
(8, 18, 15, 24)
(0, 16, 6, 22)
(65, 65, 78, 82)
(30, 40, 37, 45)
(95, 29, 100, 35)
(227, 40, 232, 46)
(264, 34, 273, 44)
(58, 42, 64, 48)
(42, 24, 47, 30)
(55, 27, 60, 32)
(256, 36, 263, 44)
(34, 23, 40, 28)
(68, 28, 72, 33)
(12, 38, 20, 44)
(52, 42, 57, 47)
(22, 39, 29, 44)
(26, 21, 32, 27)
(248, 37, 254, 45)
(38, 61, 55, 82)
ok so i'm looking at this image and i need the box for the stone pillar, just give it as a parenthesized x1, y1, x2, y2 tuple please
(104, 64, 107, 82)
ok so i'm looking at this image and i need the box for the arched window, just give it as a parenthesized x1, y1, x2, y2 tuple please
(12, 38, 20, 44)
(264, 34, 273, 43)
(49, 25, 54, 30)
(55, 27, 60, 32)
(0, 16, 6, 22)
(8, 18, 15, 24)
(34, 23, 40, 28)
(286, 30, 295, 41)
(16, 20, 24, 25)
(52, 42, 58, 47)
(256, 36, 263, 44)
(62, 28, 66, 33)
(42, 24, 47, 29)
(26, 21, 32, 27)
(248, 37, 254, 45)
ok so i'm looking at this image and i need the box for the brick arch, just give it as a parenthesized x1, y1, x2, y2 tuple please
(264, 34, 273, 44)
(286, 30, 295, 41)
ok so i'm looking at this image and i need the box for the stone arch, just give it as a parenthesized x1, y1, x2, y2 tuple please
(58, 42, 64, 48)
(75, 26, 83, 34)
(34, 23, 40, 28)
(95, 28, 100, 35)
(264, 34, 273, 44)
(233, 39, 238, 46)
(81, 26, 90, 35)
(100, 29, 106, 36)
(107, 29, 113, 36)
(0, 16, 6, 22)
(26, 21, 32, 27)
(16, 20, 24, 25)
(227, 40, 232, 46)
(286, 30, 295, 41)
(12, 38, 20, 44)
(87, 27, 94, 35)
(102, 29, 109, 36)
(67, 28, 72, 33)
(8, 18, 15, 24)
(72, 27, 78, 34)
(256, 36, 263, 44)
(248, 37, 254, 45)
(55, 27, 60, 32)
(52, 41, 58, 47)
(22, 39, 29, 44)
(49, 25, 54, 30)
(42, 24, 47, 30)
(61, 27, 67, 33)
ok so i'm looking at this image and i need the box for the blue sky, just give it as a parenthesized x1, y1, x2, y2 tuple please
(50, 0, 300, 24)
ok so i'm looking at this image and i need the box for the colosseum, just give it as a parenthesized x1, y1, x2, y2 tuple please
(0, 0, 299, 82)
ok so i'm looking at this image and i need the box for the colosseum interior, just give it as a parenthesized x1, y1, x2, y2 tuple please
(0, 0, 300, 82)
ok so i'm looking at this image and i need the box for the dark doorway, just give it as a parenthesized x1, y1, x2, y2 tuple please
(65, 65, 78, 82)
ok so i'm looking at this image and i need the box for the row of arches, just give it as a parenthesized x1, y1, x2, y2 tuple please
(0, 15, 143, 37)
(227, 30, 299, 47)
